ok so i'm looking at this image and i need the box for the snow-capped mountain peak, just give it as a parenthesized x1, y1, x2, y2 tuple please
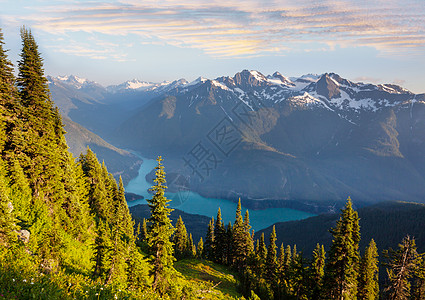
(185, 76, 208, 87)
(49, 75, 98, 89)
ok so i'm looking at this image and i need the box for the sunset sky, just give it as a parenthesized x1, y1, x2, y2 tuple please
(1, 0, 424, 92)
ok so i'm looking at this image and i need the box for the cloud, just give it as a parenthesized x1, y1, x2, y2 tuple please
(353, 76, 381, 84)
(3, 0, 425, 58)
(46, 40, 133, 62)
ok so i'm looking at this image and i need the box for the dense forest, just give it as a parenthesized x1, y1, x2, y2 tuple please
(1, 27, 425, 299)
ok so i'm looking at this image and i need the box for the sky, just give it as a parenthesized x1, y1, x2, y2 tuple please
(0, 0, 424, 93)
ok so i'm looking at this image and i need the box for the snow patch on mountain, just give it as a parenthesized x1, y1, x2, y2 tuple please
(53, 75, 93, 89)
(289, 92, 333, 110)
(211, 80, 230, 91)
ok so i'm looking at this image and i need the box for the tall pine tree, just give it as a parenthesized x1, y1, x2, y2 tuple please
(173, 216, 188, 260)
(214, 208, 226, 264)
(146, 156, 175, 293)
(323, 197, 360, 299)
(358, 239, 379, 300)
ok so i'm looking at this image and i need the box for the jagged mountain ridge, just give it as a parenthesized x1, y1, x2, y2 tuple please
(48, 70, 425, 210)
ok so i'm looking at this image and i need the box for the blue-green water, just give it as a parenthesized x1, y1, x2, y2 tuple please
(125, 156, 314, 231)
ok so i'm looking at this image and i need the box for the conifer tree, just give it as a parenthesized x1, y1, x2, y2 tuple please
(205, 217, 215, 260)
(197, 237, 204, 259)
(92, 219, 112, 281)
(146, 156, 175, 293)
(80, 148, 111, 221)
(257, 232, 267, 262)
(15, 27, 67, 203)
(284, 245, 292, 268)
(115, 177, 133, 238)
(265, 226, 277, 282)
(323, 197, 360, 299)
(383, 235, 420, 300)
(412, 256, 425, 300)
(232, 199, 250, 269)
(142, 218, 148, 240)
(225, 221, 233, 265)
(278, 243, 285, 268)
(310, 243, 326, 299)
(243, 210, 254, 254)
(173, 216, 188, 260)
(187, 233, 196, 258)
(0, 27, 19, 155)
(358, 239, 379, 300)
(214, 208, 226, 263)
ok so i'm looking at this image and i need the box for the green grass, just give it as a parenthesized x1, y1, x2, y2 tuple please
(174, 258, 242, 299)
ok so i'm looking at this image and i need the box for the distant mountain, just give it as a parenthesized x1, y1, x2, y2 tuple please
(48, 71, 425, 210)
(48, 75, 187, 140)
(63, 117, 142, 184)
(114, 70, 425, 209)
(106, 78, 188, 93)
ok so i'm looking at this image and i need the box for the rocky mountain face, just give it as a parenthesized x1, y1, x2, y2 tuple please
(48, 71, 425, 210)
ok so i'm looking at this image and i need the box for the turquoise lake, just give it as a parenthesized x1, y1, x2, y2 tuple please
(125, 156, 314, 231)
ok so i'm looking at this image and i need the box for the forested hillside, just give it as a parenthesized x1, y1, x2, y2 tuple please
(0, 27, 239, 299)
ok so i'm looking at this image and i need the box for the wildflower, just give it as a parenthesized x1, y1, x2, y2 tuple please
(23, 279, 27, 282)
(100, 287, 103, 290)
(12, 279, 15, 282)
(95, 293, 98, 296)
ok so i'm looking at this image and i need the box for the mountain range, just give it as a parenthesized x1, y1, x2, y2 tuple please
(48, 70, 425, 211)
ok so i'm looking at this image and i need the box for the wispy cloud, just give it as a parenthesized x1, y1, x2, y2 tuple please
(3, 0, 425, 58)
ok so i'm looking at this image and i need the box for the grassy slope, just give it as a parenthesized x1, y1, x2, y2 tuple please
(174, 258, 241, 299)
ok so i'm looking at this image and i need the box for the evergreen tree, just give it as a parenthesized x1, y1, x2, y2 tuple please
(187, 233, 196, 258)
(115, 176, 134, 238)
(205, 217, 215, 260)
(383, 235, 420, 300)
(412, 256, 425, 300)
(142, 218, 148, 240)
(146, 156, 175, 293)
(15, 27, 68, 203)
(284, 245, 292, 267)
(197, 237, 204, 259)
(0, 27, 19, 156)
(232, 199, 250, 270)
(310, 243, 326, 299)
(243, 210, 254, 255)
(173, 216, 188, 260)
(225, 221, 233, 265)
(277, 243, 285, 268)
(358, 239, 379, 300)
(257, 233, 267, 262)
(323, 197, 360, 299)
(105, 175, 135, 286)
(214, 208, 226, 263)
(92, 219, 112, 281)
(265, 226, 277, 282)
